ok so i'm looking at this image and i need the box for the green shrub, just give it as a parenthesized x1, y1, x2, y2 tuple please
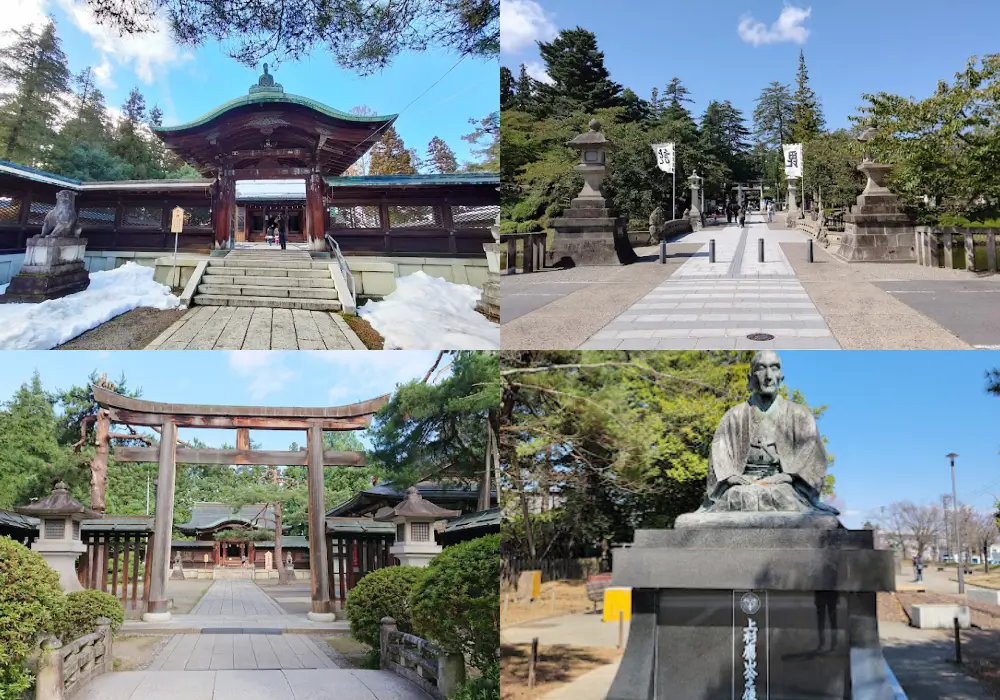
(451, 661, 500, 700)
(0, 537, 64, 700)
(345, 566, 426, 649)
(498, 220, 517, 235)
(54, 590, 124, 643)
(515, 221, 542, 233)
(411, 535, 499, 672)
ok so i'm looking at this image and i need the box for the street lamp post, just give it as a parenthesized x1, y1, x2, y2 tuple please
(947, 452, 965, 594)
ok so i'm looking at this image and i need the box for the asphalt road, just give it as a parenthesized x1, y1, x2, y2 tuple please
(873, 279, 1000, 348)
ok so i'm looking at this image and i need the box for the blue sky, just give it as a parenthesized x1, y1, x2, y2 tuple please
(5, 0, 498, 166)
(779, 352, 1000, 528)
(501, 0, 998, 132)
(0, 351, 442, 451)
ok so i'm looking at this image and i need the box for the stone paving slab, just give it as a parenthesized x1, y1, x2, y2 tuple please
(145, 307, 363, 350)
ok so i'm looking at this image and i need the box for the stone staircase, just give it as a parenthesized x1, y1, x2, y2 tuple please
(193, 249, 341, 311)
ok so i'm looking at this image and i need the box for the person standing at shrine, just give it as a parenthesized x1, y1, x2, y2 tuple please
(278, 213, 287, 250)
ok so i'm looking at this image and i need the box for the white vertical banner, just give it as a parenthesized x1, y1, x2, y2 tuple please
(651, 143, 675, 174)
(782, 144, 803, 178)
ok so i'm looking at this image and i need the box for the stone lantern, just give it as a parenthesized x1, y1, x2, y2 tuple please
(687, 171, 704, 231)
(375, 487, 460, 567)
(16, 481, 99, 592)
(547, 119, 636, 266)
(475, 188, 500, 322)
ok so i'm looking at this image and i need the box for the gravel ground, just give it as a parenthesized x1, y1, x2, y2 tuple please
(56, 307, 189, 350)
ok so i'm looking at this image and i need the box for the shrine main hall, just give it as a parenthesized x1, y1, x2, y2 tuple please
(0, 67, 498, 293)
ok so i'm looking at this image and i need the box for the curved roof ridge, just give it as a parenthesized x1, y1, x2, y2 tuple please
(153, 93, 397, 133)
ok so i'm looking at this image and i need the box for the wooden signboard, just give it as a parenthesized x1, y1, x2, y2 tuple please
(170, 206, 184, 233)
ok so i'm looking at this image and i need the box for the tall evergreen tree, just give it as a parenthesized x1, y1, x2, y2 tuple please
(753, 81, 795, 149)
(650, 87, 660, 119)
(791, 50, 825, 143)
(512, 64, 535, 111)
(426, 136, 458, 173)
(0, 21, 70, 164)
(620, 88, 651, 123)
(500, 66, 514, 109)
(47, 66, 117, 175)
(369, 126, 416, 174)
(462, 112, 498, 171)
(147, 104, 164, 128)
(112, 87, 162, 179)
(534, 28, 622, 117)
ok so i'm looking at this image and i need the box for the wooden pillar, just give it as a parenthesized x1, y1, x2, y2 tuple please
(236, 428, 250, 451)
(120, 534, 131, 608)
(987, 232, 997, 273)
(306, 422, 333, 620)
(305, 171, 326, 252)
(142, 533, 154, 611)
(337, 537, 346, 608)
(145, 419, 177, 619)
(131, 535, 141, 609)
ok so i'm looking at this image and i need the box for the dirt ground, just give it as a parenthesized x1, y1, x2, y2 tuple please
(962, 572, 1000, 589)
(342, 313, 383, 349)
(112, 636, 168, 671)
(325, 634, 373, 668)
(501, 643, 620, 700)
(502, 580, 597, 626)
(56, 307, 188, 350)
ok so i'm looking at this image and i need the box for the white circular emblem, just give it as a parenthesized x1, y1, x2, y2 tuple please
(740, 592, 761, 616)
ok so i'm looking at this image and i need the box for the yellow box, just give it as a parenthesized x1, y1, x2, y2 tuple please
(603, 587, 632, 622)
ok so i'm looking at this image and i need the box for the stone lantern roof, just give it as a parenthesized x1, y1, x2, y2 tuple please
(566, 119, 615, 151)
(374, 487, 460, 521)
(15, 481, 99, 519)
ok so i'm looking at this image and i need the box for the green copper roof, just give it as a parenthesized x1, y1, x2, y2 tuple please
(153, 93, 396, 133)
(324, 173, 500, 187)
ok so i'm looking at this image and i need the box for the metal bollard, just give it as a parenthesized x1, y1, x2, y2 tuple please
(954, 617, 963, 665)
(659, 240, 666, 264)
(758, 238, 765, 263)
(709, 239, 716, 263)
(807, 238, 814, 263)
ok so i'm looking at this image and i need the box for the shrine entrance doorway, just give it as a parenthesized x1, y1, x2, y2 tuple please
(91, 385, 389, 623)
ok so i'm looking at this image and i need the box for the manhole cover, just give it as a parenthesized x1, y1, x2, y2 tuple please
(746, 333, 775, 342)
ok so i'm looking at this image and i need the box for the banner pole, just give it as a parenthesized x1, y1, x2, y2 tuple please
(672, 171, 676, 220)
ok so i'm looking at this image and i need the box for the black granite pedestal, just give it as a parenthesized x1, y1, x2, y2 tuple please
(607, 529, 897, 700)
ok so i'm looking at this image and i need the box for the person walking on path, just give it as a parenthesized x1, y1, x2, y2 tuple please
(914, 555, 924, 582)
(277, 213, 287, 250)
(767, 201, 774, 223)
(737, 205, 746, 228)
(726, 202, 733, 224)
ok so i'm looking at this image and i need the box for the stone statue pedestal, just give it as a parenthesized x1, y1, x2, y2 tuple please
(688, 208, 704, 232)
(548, 197, 635, 267)
(170, 563, 186, 580)
(476, 241, 500, 322)
(607, 528, 897, 700)
(835, 162, 915, 263)
(1, 236, 90, 303)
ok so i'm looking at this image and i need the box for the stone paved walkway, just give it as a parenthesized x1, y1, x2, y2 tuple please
(192, 581, 288, 616)
(145, 306, 366, 350)
(580, 215, 839, 349)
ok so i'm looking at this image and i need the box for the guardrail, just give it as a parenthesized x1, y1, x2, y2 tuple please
(325, 233, 357, 300)
(915, 227, 999, 273)
(500, 232, 547, 274)
(379, 617, 465, 700)
(31, 617, 114, 700)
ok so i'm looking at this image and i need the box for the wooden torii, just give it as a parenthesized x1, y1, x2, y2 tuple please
(90, 385, 388, 622)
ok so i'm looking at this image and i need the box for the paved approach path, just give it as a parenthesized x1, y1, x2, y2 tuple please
(580, 215, 840, 349)
(145, 306, 366, 350)
(80, 580, 430, 700)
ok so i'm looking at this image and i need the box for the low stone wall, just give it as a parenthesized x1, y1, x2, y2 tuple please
(0, 250, 163, 286)
(380, 617, 465, 700)
(629, 219, 694, 247)
(915, 226, 999, 273)
(32, 617, 114, 700)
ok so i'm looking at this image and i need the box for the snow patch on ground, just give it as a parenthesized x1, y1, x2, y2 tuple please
(0, 262, 180, 350)
(358, 271, 499, 349)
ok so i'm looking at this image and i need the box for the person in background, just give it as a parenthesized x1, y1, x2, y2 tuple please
(914, 554, 924, 582)
(767, 200, 775, 223)
(278, 213, 287, 250)
(737, 204, 746, 228)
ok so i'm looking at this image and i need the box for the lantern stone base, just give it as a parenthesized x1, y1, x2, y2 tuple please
(32, 548, 85, 592)
(476, 241, 500, 321)
(142, 611, 172, 623)
(170, 566, 186, 580)
(1, 236, 90, 303)
(390, 542, 443, 568)
(834, 191, 916, 263)
(548, 198, 636, 267)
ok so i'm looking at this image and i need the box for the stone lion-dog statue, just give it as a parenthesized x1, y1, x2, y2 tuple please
(39, 190, 83, 238)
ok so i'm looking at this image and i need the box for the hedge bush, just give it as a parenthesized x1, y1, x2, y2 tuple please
(451, 660, 499, 700)
(499, 220, 517, 235)
(0, 537, 64, 700)
(345, 566, 426, 649)
(54, 590, 124, 644)
(411, 534, 499, 672)
(515, 220, 542, 233)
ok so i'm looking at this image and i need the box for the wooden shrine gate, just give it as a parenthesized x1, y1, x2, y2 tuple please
(325, 518, 397, 606)
(92, 385, 389, 621)
(77, 519, 154, 612)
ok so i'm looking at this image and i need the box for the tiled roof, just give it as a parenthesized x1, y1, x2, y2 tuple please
(82, 516, 154, 533)
(324, 173, 499, 187)
(0, 160, 82, 187)
(326, 481, 489, 517)
(0, 508, 39, 531)
(252, 536, 310, 548)
(324, 517, 395, 534)
(444, 508, 501, 533)
(176, 503, 277, 532)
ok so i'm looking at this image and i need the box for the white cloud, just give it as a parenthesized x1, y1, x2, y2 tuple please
(309, 351, 445, 400)
(54, 0, 193, 85)
(738, 5, 811, 47)
(500, 0, 558, 53)
(524, 60, 553, 85)
(0, 0, 50, 38)
(228, 351, 298, 400)
(93, 56, 115, 89)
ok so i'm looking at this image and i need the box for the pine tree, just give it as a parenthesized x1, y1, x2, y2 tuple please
(461, 112, 498, 172)
(512, 64, 534, 111)
(111, 87, 162, 179)
(426, 136, 458, 174)
(534, 28, 622, 117)
(500, 66, 514, 109)
(148, 105, 164, 127)
(620, 88, 651, 123)
(47, 66, 116, 175)
(660, 78, 694, 123)
(345, 105, 377, 175)
(368, 126, 416, 175)
(650, 87, 660, 118)
(791, 50, 825, 143)
(753, 81, 795, 149)
(0, 21, 70, 164)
